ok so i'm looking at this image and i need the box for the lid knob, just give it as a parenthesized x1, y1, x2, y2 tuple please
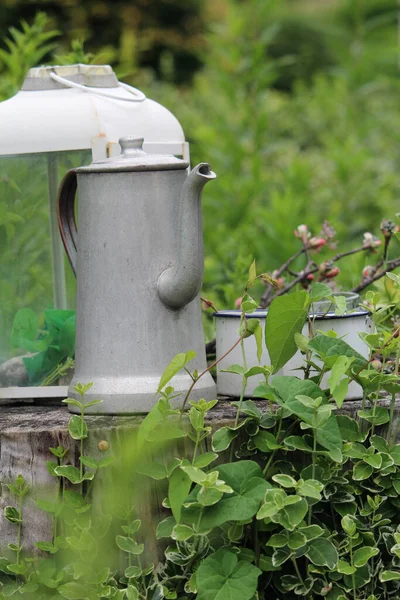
(119, 136, 145, 157)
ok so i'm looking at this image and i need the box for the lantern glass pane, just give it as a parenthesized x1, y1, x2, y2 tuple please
(0, 150, 91, 388)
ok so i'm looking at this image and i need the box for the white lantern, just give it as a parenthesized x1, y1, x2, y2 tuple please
(0, 64, 188, 400)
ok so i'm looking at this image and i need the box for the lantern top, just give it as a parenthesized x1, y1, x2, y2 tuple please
(0, 64, 187, 158)
(76, 136, 189, 173)
(21, 64, 119, 90)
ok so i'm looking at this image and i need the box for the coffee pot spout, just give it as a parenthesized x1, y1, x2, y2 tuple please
(157, 163, 216, 309)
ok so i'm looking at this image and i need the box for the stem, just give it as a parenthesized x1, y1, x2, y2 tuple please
(308, 429, 317, 526)
(192, 433, 200, 465)
(349, 538, 356, 600)
(292, 556, 305, 587)
(371, 398, 377, 437)
(259, 248, 305, 308)
(180, 322, 249, 412)
(352, 256, 400, 294)
(16, 493, 23, 565)
(196, 507, 204, 533)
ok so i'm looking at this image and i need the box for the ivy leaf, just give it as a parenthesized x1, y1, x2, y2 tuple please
(353, 462, 373, 481)
(379, 571, 400, 582)
(68, 416, 87, 441)
(247, 260, 257, 288)
(193, 452, 218, 468)
(54, 466, 94, 485)
(58, 582, 90, 599)
(274, 498, 308, 531)
(296, 479, 324, 500)
(353, 546, 379, 568)
(116, 536, 144, 555)
(4, 507, 21, 524)
(265, 291, 309, 371)
(157, 351, 196, 392)
(156, 516, 176, 539)
(305, 538, 338, 569)
(196, 549, 261, 600)
(212, 427, 239, 452)
(337, 416, 363, 442)
(183, 461, 269, 531)
(168, 467, 191, 523)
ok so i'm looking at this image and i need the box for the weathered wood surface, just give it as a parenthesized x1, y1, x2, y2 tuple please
(0, 398, 399, 554)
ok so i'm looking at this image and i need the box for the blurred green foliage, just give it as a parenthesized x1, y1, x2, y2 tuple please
(1, 0, 400, 355)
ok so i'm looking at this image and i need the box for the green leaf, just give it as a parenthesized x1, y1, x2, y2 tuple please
(253, 321, 263, 363)
(247, 260, 257, 288)
(212, 426, 239, 452)
(4, 506, 21, 524)
(309, 283, 333, 304)
(353, 462, 373, 481)
(183, 461, 269, 531)
(337, 416, 363, 442)
(59, 582, 90, 599)
(272, 474, 297, 488)
(241, 293, 258, 313)
(116, 536, 144, 555)
(266, 533, 288, 548)
(265, 291, 309, 371)
(54, 465, 94, 484)
(370, 435, 389, 454)
(253, 430, 281, 452)
(196, 549, 261, 600)
(189, 406, 204, 431)
(305, 538, 338, 569)
(288, 531, 307, 550)
(137, 462, 167, 480)
(157, 351, 196, 392)
(221, 364, 246, 376)
(299, 525, 324, 540)
(297, 479, 324, 500)
(171, 524, 194, 541)
(62, 398, 83, 410)
(59, 314, 76, 357)
(353, 546, 379, 568)
(274, 498, 308, 531)
(156, 516, 176, 539)
(125, 566, 142, 579)
(379, 570, 400, 582)
(68, 416, 88, 441)
(358, 407, 390, 426)
(35, 541, 58, 554)
(168, 467, 191, 523)
(193, 452, 218, 468)
(79, 456, 98, 469)
(10, 308, 39, 352)
(284, 436, 313, 452)
(331, 377, 350, 409)
(308, 334, 366, 371)
(83, 399, 103, 409)
(126, 586, 139, 600)
(337, 559, 356, 575)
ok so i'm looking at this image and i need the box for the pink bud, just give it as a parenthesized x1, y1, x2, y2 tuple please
(362, 265, 374, 279)
(235, 297, 242, 309)
(308, 237, 326, 250)
(363, 232, 382, 249)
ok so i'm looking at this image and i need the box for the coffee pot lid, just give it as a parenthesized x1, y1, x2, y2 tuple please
(76, 136, 189, 173)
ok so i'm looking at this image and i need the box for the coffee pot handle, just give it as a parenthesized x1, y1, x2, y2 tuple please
(57, 169, 78, 277)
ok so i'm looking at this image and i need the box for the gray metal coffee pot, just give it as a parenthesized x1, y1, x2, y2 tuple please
(58, 136, 216, 414)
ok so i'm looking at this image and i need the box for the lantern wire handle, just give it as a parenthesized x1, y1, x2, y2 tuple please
(49, 72, 146, 102)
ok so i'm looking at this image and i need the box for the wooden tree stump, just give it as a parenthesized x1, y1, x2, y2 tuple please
(0, 398, 399, 556)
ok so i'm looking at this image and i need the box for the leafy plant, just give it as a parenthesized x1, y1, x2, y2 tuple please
(10, 307, 76, 385)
